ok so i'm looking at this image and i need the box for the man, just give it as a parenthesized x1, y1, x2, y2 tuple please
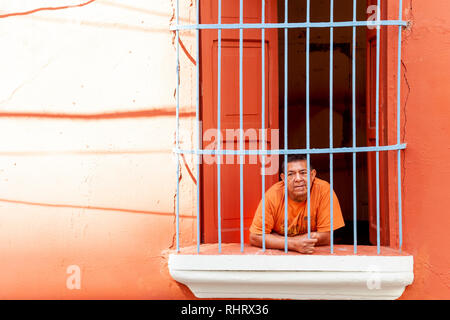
(249, 154, 345, 254)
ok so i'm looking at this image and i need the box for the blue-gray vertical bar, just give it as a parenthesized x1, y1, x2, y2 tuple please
(329, 0, 334, 254)
(306, 0, 311, 240)
(375, 0, 381, 255)
(261, 0, 266, 252)
(175, 0, 180, 253)
(283, 0, 289, 253)
(217, 0, 222, 253)
(239, 0, 244, 252)
(196, 0, 201, 253)
(352, 0, 358, 254)
(397, 0, 403, 252)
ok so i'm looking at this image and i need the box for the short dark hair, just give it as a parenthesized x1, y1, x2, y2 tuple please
(280, 154, 313, 174)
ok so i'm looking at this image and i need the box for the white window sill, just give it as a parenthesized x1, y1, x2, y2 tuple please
(168, 244, 414, 300)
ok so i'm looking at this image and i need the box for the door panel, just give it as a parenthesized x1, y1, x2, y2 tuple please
(200, 0, 279, 243)
(211, 40, 269, 129)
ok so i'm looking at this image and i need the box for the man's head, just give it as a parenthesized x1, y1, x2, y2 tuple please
(280, 154, 316, 202)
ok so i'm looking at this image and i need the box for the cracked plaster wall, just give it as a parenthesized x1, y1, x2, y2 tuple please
(394, 0, 450, 299)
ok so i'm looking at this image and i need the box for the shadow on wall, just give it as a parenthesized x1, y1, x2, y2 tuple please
(0, 0, 196, 64)
(0, 197, 196, 219)
(0, 108, 195, 120)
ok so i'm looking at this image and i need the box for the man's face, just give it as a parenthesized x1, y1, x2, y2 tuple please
(281, 160, 316, 202)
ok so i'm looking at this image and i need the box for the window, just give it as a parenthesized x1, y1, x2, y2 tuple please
(169, 0, 413, 300)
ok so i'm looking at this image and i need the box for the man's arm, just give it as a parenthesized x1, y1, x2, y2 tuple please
(313, 231, 331, 246)
(249, 231, 331, 254)
(249, 232, 318, 254)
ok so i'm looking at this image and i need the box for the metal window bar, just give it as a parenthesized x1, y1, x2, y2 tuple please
(196, 0, 201, 253)
(306, 0, 311, 241)
(261, 0, 266, 251)
(175, 0, 180, 252)
(174, 20, 406, 30)
(239, 0, 244, 253)
(217, 0, 222, 253)
(376, 0, 381, 255)
(397, 0, 404, 252)
(283, 0, 289, 253)
(173, 0, 407, 255)
(177, 145, 406, 156)
(329, 0, 334, 254)
(352, 0, 358, 254)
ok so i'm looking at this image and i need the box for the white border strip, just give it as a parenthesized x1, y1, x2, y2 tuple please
(169, 254, 413, 272)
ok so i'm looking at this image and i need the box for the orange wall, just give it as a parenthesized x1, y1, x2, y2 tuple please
(390, 0, 450, 299)
(0, 0, 197, 299)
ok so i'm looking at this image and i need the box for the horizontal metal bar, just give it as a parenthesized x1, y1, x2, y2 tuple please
(175, 144, 407, 155)
(171, 20, 407, 31)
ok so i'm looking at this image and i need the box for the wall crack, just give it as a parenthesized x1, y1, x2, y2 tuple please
(400, 0, 414, 211)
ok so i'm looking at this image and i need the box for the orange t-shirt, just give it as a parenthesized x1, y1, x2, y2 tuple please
(249, 178, 345, 236)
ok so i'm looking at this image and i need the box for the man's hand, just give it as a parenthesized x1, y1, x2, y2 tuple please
(290, 233, 319, 254)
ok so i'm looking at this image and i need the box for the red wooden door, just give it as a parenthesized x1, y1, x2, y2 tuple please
(366, 0, 390, 246)
(200, 0, 279, 244)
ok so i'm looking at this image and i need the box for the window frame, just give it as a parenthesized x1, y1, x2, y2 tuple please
(169, 0, 412, 300)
